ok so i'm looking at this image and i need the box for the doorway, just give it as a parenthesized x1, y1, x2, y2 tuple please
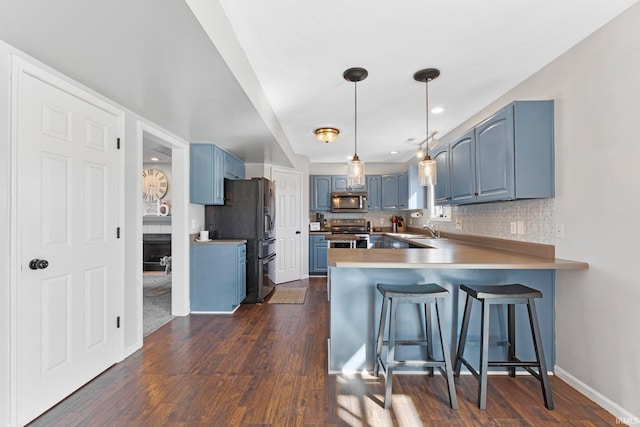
(142, 137, 174, 336)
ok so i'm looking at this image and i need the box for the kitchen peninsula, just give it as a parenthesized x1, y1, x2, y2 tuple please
(326, 234, 587, 373)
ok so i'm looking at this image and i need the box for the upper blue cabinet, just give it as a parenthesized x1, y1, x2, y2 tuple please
(448, 100, 554, 205)
(190, 144, 225, 205)
(190, 144, 245, 205)
(332, 175, 366, 192)
(366, 175, 382, 210)
(310, 175, 332, 211)
(431, 143, 450, 205)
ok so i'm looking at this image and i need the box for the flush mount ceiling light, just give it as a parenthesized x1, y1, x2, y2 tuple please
(414, 68, 440, 186)
(343, 67, 368, 188)
(314, 127, 339, 143)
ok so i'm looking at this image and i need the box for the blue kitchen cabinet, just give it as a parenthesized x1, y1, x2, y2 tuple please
(190, 143, 225, 205)
(332, 175, 366, 192)
(398, 171, 409, 209)
(223, 151, 245, 180)
(310, 175, 332, 211)
(381, 174, 399, 210)
(190, 242, 247, 312)
(309, 234, 328, 274)
(366, 175, 382, 210)
(449, 130, 476, 205)
(475, 101, 554, 203)
(432, 143, 450, 205)
(406, 165, 428, 209)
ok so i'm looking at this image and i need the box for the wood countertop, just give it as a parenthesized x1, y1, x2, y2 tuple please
(327, 237, 588, 270)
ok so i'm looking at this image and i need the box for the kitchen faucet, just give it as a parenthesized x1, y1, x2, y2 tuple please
(422, 223, 440, 238)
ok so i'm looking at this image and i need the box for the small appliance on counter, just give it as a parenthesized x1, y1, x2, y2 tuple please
(310, 222, 321, 231)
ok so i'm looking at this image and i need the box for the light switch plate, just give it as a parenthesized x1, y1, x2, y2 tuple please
(510, 222, 517, 234)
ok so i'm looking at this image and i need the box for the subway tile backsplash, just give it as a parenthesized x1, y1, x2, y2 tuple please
(434, 198, 554, 244)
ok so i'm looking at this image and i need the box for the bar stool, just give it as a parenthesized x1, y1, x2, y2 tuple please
(374, 283, 458, 410)
(453, 284, 554, 410)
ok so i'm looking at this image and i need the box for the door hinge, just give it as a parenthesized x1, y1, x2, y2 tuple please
(117, 227, 121, 238)
(117, 138, 121, 149)
(116, 316, 121, 328)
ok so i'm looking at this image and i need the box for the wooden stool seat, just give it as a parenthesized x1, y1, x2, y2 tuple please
(374, 283, 458, 410)
(454, 283, 554, 410)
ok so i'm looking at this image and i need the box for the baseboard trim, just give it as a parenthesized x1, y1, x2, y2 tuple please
(555, 366, 639, 423)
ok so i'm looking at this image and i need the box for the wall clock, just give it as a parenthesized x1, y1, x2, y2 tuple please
(142, 168, 168, 201)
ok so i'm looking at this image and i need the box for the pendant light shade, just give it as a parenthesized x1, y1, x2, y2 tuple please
(414, 68, 440, 187)
(344, 67, 368, 188)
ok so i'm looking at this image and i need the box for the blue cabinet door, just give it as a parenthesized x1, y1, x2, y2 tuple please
(398, 171, 408, 209)
(432, 144, 450, 205)
(331, 175, 349, 192)
(475, 106, 515, 203)
(310, 175, 331, 211)
(190, 144, 225, 205)
(407, 165, 427, 209)
(449, 130, 476, 205)
(381, 174, 399, 210)
(309, 235, 327, 274)
(223, 151, 246, 180)
(366, 175, 381, 210)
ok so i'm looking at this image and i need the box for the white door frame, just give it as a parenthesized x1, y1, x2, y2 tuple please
(135, 122, 190, 338)
(8, 56, 126, 426)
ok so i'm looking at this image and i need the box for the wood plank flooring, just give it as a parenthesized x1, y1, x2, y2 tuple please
(30, 277, 618, 426)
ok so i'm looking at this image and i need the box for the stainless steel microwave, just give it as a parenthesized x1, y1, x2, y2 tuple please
(331, 192, 368, 213)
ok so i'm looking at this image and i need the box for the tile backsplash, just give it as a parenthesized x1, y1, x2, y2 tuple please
(432, 198, 554, 244)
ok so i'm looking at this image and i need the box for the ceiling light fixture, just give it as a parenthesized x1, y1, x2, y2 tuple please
(414, 68, 440, 186)
(150, 157, 160, 162)
(343, 67, 368, 188)
(314, 127, 339, 143)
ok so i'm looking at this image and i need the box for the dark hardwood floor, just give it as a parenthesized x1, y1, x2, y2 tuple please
(30, 277, 618, 426)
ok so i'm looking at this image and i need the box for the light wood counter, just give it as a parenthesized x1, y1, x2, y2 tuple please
(327, 237, 588, 270)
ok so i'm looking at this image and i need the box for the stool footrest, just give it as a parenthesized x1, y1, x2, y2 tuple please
(487, 361, 540, 368)
(380, 339, 429, 347)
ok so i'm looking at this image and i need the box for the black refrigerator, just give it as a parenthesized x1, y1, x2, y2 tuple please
(205, 177, 276, 303)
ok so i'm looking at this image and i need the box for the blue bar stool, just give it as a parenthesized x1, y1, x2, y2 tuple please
(374, 283, 458, 410)
(453, 284, 554, 410)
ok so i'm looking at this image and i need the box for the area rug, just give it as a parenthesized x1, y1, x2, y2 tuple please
(268, 287, 307, 304)
(143, 274, 174, 336)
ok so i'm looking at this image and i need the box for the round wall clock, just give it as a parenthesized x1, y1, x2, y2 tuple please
(142, 168, 169, 201)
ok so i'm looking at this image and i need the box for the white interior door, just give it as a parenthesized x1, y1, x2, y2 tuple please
(272, 168, 301, 283)
(17, 69, 120, 425)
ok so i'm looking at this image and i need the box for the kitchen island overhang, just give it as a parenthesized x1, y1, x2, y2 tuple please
(326, 241, 587, 375)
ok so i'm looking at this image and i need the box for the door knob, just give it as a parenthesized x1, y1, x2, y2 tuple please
(29, 259, 49, 270)
(295, 231, 301, 234)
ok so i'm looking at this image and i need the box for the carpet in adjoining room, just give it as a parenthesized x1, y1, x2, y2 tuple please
(143, 274, 174, 337)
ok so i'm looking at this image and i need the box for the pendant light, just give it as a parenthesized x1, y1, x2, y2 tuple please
(343, 67, 368, 188)
(414, 68, 440, 186)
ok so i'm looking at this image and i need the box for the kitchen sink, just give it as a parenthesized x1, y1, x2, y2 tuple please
(387, 233, 430, 239)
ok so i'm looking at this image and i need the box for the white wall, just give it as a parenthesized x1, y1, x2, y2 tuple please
(436, 4, 640, 419)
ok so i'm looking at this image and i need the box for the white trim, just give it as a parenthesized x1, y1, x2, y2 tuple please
(9, 55, 126, 426)
(555, 366, 639, 423)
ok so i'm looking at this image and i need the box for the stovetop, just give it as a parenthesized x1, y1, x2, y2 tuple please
(331, 218, 367, 234)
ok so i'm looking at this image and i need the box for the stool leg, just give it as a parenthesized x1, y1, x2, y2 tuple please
(454, 293, 473, 376)
(478, 300, 490, 410)
(527, 298, 554, 410)
(508, 304, 516, 377)
(424, 302, 434, 377)
(384, 298, 398, 409)
(435, 297, 458, 410)
(375, 295, 389, 377)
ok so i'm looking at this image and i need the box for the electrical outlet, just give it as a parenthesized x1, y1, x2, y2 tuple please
(510, 222, 517, 234)
(517, 221, 524, 235)
(191, 219, 197, 230)
(409, 218, 413, 225)
(455, 219, 463, 230)
(555, 223, 564, 239)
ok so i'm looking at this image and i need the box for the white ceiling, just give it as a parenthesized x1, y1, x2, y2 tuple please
(1, 0, 637, 166)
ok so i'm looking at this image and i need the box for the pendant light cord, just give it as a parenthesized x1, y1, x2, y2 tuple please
(425, 79, 429, 159)
(354, 80, 358, 156)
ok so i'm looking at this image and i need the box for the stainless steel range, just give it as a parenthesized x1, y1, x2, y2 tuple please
(328, 218, 369, 249)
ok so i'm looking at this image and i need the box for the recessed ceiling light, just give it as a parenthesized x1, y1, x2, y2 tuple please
(150, 157, 160, 161)
(390, 151, 398, 154)
(431, 106, 445, 114)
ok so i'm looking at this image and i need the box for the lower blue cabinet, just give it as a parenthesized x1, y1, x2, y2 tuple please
(309, 235, 328, 275)
(190, 242, 246, 312)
